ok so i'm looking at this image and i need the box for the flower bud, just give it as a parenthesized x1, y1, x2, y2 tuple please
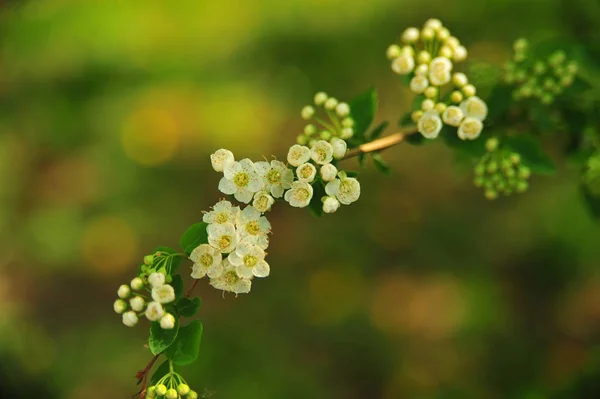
(450, 91, 463, 103)
(130, 277, 144, 291)
(510, 153, 521, 165)
(341, 128, 353, 139)
(130, 296, 145, 312)
(144, 255, 155, 265)
(322, 196, 341, 214)
(320, 164, 338, 182)
(421, 27, 435, 41)
(424, 18, 442, 30)
(146, 386, 157, 398)
(411, 110, 423, 123)
(386, 44, 402, 59)
(166, 388, 178, 399)
(160, 313, 176, 329)
(409, 75, 429, 94)
(437, 27, 450, 41)
(415, 63, 428, 77)
(324, 98, 338, 111)
(148, 272, 166, 288)
(474, 164, 485, 176)
(417, 51, 431, 65)
(178, 384, 191, 396)
(453, 46, 467, 62)
(401, 27, 420, 43)
(516, 181, 529, 193)
(113, 299, 127, 314)
(188, 391, 199, 399)
(462, 84, 476, 97)
(122, 311, 138, 327)
(485, 138, 499, 152)
(439, 45, 453, 59)
(155, 384, 167, 397)
(330, 137, 347, 159)
(435, 103, 447, 114)
(117, 284, 131, 299)
(421, 99, 435, 111)
(341, 118, 354, 128)
(485, 189, 498, 200)
(336, 102, 350, 118)
(301, 106, 315, 120)
(319, 131, 332, 141)
(518, 166, 531, 180)
(296, 135, 308, 145)
(452, 72, 468, 88)
(392, 54, 415, 75)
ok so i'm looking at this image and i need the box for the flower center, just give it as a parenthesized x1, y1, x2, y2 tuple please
(218, 235, 232, 249)
(243, 254, 258, 268)
(423, 119, 437, 132)
(233, 172, 249, 188)
(266, 169, 281, 184)
(200, 253, 213, 267)
(294, 188, 310, 201)
(215, 213, 229, 224)
(463, 121, 479, 136)
(224, 271, 239, 284)
(256, 197, 269, 210)
(245, 221, 260, 236)
(315, 148, 327, 160)
(340, 180, 352, 195)
(299, 166, 312, 179)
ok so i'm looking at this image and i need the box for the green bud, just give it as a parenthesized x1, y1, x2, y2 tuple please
(543, 78, 555, 91)
(561, 76, 574, 87)
(520, 86, 533, 98)
(549, 50, 566, 67)
(474, 176, 485, 187)
(155, 384, 167, 396)
(166, 388, 178, 399)
(491, 173, 502, 183)
(533, 62, 546, 75)
(141, 264, 150, 274)
(507, 177, 518, 187)
(514, 52, 527, 63)
(505, 168, 516, 178)
(188, 391, 199, 399)
(320, 131, 332, 141)
(505, 73, 515, 84)
(514, 70, 527, 83)
(475, 164, 486, 176)
(540, 93, 554, 105)
(485, 138, 499, 152)
(583, 153, 600, 196)
(308, 139, 317, 148)
(296, 135, 308, 145)
(518, 166, 531, 180)
(566, 61, 578, 75)
(144, 255, 155, 265)
(514, 38, 528, 53)
(165, 274, 173, 284)
(487, 162, 498, 174)
(146, 386, 157, 398)
(501, 159, 512, 170)
(485, 189, 498, 200)
(178, 384, 190, 396)
(304, 124, 317, 136)
(496, 180, 506, 191)
(510, 153, 521, 165)
(516, 180, 529, 193)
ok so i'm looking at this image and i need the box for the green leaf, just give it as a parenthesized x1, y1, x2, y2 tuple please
(180, 222, 209, 255)
(372, 153, 391, 175)
(398, 112, 412, 128)
(467, 62, 502, 98)
(485, 84, 513, 122)
(505, 135, 557, 174)
(358, 153, 367, 168)
(345, 171, 360, 178)
(442, 126, 487, 158)
(308, 181, 326, 217)
(171, 274, 184, 301)
(149, 319, 179, 355)
(412, 94, 425, 111)
(150, 360, 170, 385)
(405, 132, 426, 146)
(164, 320, 203, 366)
(529, 103, 556, 133)
(176, 297, 201, 318)
(154, 246, 182, 274)
(369, 121, 388, 140)
(349, 88, 378, 140)
(582, 185, 600, 219)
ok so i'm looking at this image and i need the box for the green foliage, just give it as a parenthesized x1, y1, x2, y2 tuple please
(176, 297, 201, 318)
(164, 320, 203, 366)
(348, 88, 378, 140)
(153, 246, 183, 274)
(372, 153, 391, 175)
(308, 181, 326, 217)
(581, 186, 600, 219)
(443, 126, 487, 158)
(151, 360, 170, 386)
(149, 320, 180, 355)
(171, 274, 185, 301)
(504, 135, 557, 174)
(180, 223, 209, 255)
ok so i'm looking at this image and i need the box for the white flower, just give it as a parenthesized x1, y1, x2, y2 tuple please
(401, 27, 420, 43)
(324, 97, 338, 110)
(386, 44, 402, 59)
(122, 311, 138, 327)
(462, 84, 476, 97)
(458, 117, 483, 140)
(287, 144, 311, 167)
(152, 284, 176, 304)
(252, 191, 275, 213)
(320, 164, 338, 182)
(130, 277, 144, 291)
(424, 18, 443, 30)
(145, 301, 165, 321)
(391, 54, 415, 75)
(452, 72, 468, 88)
(325, 174, 360, 205)
(219, 159, 263, 204)
(236, 206, 271, 249)
(442, 106, 465, 127)
(255, 160, 293, 198)
(301, 106, 315, 120)
(410, 76, 429, 94)
(228, 240, 270, 278)
(209, 258, 252, 294)
(113, 299, 127, 314)
(296, 163, 317, 183)
(160, 313, 176, 330)
(460, 96, 488, 121)
(314, 92, 328, 105)
(130, 296, 145, 312)
(415, 64, 429, 76)
(336, 102, 350, 117)
(148, 272, 165, 288)
(190, 244, 223, 279)
(429, 58, 452, 86)
(210, 149, 235, 173)
(421, 99, 435, 111)
(117, 284, 130, 299)
(310, 140, 334, 165)
(203, 200, 239, 225)
(330, 137, 347, 159)
(417, 111, 443, 139)
(322, 196, 340, 213)
(207, 222, 239, 253)
(284, 181, 314, 208)
(453, 46, 467, 62)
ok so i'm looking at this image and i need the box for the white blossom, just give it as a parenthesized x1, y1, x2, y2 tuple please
(148, 272, 165, 288)
(255, 160, 293, 198)
(320, 164, 338, 182)
(410, 75, 429, 94)
(210, 258, 252, 294)
(219, 159, 263, 204)
(322, 196, 340, 214)
(145, 301, 165, 321)
(442, 106, 465, 127)
(207, 222, 239, 253)
(401, 27, 420, 43)
(457, 117, 483, 140)
(203, 200, 239, 225)
(287, 144, 311, 167)
(336, 103, 350, 117)
(301, 106, 315, 120)
(314, 92, 328, 105)
(418, 111, 443, 139)
(160, 313, 176, 330)
(122, 311, 138, 327)
(391, 54, 415, 75)
(325, 174, 361, 205)
(130, 277, 144, 291)
(210, 149, 235, 173)
(310, 140, 334, 165)
(236, 206, 271, 248)
(152, 284, 176, 304)
(190, 244, 223, 279)
(331, 137, 347, 159)
(130, 296, 145, 312)
(228, 239, 270, 278)
(252, 191, 275, 213)
(113, 299, 127, 314)
(429, 57, 453, 86)
(117, 284, 130, 299)
(460, 96, 488, 121)
(296, 162, 317, 183)
(284, 181, 314, 208)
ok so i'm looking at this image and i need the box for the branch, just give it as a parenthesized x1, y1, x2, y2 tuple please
(343, 126, 418, 160)
(134, 354, 160, 398)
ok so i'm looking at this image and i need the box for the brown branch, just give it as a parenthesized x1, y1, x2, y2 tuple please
(343, 126, 418, 160)
(186, 279, 199, 298)
(134, 354, 160, 398)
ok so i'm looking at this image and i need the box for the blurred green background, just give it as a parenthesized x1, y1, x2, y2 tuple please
(1, 0, 600, 398)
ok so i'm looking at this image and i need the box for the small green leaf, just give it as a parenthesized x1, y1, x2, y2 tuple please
(405, 132, 426, 146)
(372, 153, 391, 175)
(349, 88, 378, 140)
(176, 297, 201, 318)
(164, 320, 203, 366)
(171, 274, 184, 301)
(180, 223, 209, 255)
(358, 153, 367, 168)
(308, 181, 326, 217)
(150, 360, 170, 385)
(154, 246, 182, 274)
(345, 171, 360, 178)
(369, 121, 389, 140)
(401, 73, 413, 86)
(505, 135, 557, 174)
(149, 319, 180, 355)
(412, 94, 425, 111)
(398, 112, 412, 128)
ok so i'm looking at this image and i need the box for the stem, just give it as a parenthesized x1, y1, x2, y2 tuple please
(186, 279, 199, 298)
(342, 126, 418, 160)
(134, 354, 160, 398)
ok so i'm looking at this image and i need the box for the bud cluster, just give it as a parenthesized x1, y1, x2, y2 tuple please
(386, 19, 488, 141)
(505, 38, 578, 105)
(147, 373, 198, 399)
(473, 138, 531, 200)
(297, 92, 355, 145)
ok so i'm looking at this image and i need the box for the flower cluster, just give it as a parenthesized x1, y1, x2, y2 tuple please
(473, 138, 531, 199)
(386, 18, 487, 141)
(296, 92, 355, 145)
(113, 254, 178, 329)
(147, 374, 198, 399)
(505, 38, 578, 105)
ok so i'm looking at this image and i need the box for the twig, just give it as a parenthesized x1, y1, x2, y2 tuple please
(134, 354, 160, 398)
(343, 126, 418, 160)
(185, 280, 199, 298)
